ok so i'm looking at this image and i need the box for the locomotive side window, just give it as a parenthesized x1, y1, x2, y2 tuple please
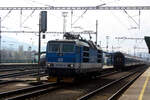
(83, 46, 89, 62)
(83, 46, 89, 51)
(98, 59, 102, 63)
(97, 50, 102, 63)
(76, 46, 80, 53)
(83, 52, 89, 57)
(48, 43, 60, 53)
(83, 58, 89, 62)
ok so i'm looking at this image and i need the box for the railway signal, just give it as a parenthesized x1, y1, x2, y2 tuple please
(37, 11, 47, 81)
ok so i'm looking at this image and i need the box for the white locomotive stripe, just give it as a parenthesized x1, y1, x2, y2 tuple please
(46, 62, 103, 69)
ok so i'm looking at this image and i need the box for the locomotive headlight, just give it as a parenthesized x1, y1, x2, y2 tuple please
(47, 63, 54, 67)
(47, 64, 50, 67)
(68, 64, 74, 68)
(70, 64, 74, 67)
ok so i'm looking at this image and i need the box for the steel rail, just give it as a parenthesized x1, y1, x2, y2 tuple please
(77, 68, 144, 100)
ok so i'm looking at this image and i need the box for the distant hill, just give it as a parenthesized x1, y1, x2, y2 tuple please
(1, 36, 46, 51)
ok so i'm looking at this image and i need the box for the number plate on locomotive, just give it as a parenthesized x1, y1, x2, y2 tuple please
(58, 58, 63, 62)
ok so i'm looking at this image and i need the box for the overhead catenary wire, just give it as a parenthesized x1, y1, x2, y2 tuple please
(72, 10, 87, 26)
(123, 10, 139, 27)
(1, 10, 12, 22)
(98, 0, 121, 6)
(29, 0, 53, 7)
(22, 10, 35, 25)
(110, 11, 129, 30)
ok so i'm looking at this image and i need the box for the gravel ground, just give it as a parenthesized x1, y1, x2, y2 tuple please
(0, 70, 23, 75)
(0, 76, 47, 93)
(0, 82, 31, 93)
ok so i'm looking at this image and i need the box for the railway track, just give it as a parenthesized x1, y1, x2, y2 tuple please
(0, 82, 59, 100)
(0, 66, 42, 72)
(100, 71, 118, 77)
(0, 69, 45, 79)
(0, 65, 147, 100)
(0, 67, 39, 72)
(0, 63, 41, 73)
(0, 69, 118, 100)
(77, 66, 147, 100)
(0, 63, 37, 68)
(0, 80, 25, 85)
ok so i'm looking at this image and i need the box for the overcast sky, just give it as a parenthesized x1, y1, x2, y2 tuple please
(0, 0, 150, 55)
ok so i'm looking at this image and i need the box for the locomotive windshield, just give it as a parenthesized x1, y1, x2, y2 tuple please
(62, 44, 74, 52)
(48, 43, 60, 53)
(48, 42, 74, 53)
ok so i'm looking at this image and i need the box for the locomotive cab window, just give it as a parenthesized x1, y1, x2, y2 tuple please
(62, 43, 74, 53)
(48, 42, 75, 53)
(48, 43, 60, 53)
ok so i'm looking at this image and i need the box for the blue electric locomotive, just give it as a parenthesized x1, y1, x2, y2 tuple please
(45, 33, 103, 82)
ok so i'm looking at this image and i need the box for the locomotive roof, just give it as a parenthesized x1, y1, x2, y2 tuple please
(48, 39, 102, 50)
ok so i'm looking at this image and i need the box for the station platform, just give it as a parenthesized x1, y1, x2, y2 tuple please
(102, 65, 113, 69)
(119, 66, 150, 100)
